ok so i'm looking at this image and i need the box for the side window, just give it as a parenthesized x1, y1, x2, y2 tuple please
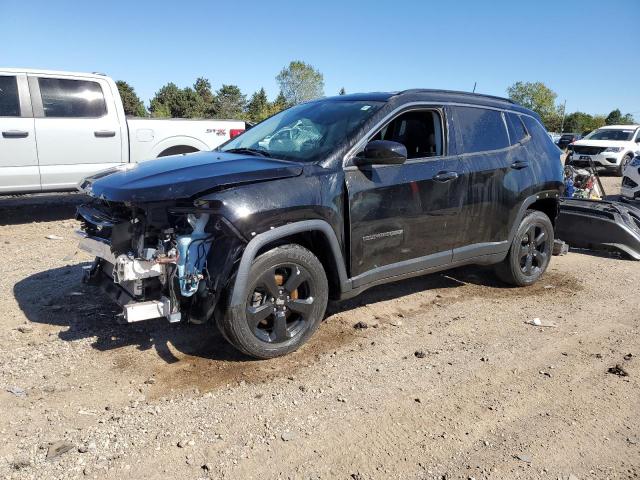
(454, 106, 509, 153)
(0, 76, 21, 117)
(38, 78, 107, 118)
(370, 110, 443, 159)
(505, 112, 528, 145)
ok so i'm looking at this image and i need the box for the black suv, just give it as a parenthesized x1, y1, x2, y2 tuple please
(77, 90, 564, 358)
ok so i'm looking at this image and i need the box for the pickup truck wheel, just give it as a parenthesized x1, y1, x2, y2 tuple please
(495, 210, 553, 287)
(617, 153, 632, 177)
(222, 244, 328, 359)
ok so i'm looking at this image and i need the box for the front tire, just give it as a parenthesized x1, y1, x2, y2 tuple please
(617, 153, 632, 177)
(221, 244, 328, 359)
(495, 210, 554, 286)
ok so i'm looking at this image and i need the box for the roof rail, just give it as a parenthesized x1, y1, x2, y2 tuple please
(397, 89, 515, 104)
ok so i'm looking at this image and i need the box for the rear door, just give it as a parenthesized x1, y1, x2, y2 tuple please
(449, 106, 517, 261)
(0, 73, 40, 193)
(346, 107, 465, 284)
(29, 74, 123, 190)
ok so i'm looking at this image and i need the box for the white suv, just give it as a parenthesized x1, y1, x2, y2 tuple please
(567, 125, 640, 176)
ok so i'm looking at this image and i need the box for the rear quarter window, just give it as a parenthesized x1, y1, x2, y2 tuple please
(453, 106, 509, 153)
(521, 115, 553, 146)
(505, 112, 529, 145)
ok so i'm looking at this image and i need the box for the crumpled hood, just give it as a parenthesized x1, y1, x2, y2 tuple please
(79, 151, 304, 202)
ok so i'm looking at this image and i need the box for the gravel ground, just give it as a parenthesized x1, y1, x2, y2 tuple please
(0, 175, 638, 480)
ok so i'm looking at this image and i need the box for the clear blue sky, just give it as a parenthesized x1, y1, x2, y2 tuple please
(2, 0, 638, 118)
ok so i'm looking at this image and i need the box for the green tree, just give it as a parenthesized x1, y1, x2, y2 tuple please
(605, 108, 635, 125)
(276, 60, 324, 105)
(506, 81, 558, 128)
(212, 84, 246, 119)
(194, 77, 214, 103)
(116, 80, 146, 117)
(563, 112, 606, 135)
(149, 83, 204, 118)
(245, 88, 270, 122)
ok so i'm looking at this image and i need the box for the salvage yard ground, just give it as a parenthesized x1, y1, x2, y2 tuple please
(0, 175, 638, 480)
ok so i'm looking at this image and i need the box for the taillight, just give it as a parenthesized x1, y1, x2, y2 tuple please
(230, 129, 244, 138)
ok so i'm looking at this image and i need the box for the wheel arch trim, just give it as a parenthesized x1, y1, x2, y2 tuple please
(508, 191, 560, 243)
(229, 220, 349, 308)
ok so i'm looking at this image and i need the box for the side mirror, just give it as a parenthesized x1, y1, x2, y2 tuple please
(354, 140, 407, 166)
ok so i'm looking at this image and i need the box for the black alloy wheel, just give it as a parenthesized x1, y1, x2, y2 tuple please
(221, 244, 328, 359)
(496, 210, 554, 286)
(247, 264, 315, 344)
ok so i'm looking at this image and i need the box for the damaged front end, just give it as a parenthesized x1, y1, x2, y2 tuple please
(77, 199, 245, 324)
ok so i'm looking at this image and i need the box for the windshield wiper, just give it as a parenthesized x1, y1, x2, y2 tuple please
(223, 147, 271, 158)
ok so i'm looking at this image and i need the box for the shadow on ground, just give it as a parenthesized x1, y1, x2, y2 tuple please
(0, 193, 87, 225)
(13, 262, 505, 365)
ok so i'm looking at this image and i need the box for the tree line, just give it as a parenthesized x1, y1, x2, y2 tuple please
(506, 81, 635, 134)
(118, 63, 634, 135)
(116, 60, 328, 123)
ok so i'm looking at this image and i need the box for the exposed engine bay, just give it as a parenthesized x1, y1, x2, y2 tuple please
(77, 199, 246, 324)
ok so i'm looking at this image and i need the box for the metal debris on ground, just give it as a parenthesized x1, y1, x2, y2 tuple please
(45, 234, 64, 240)
(353, 321, 368, 329)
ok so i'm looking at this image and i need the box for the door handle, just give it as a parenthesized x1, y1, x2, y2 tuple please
(511, 160, 529, 170)
(2, 130, 29, 139)
(433, 171, 459, 182)
(94, 130, 116, 138)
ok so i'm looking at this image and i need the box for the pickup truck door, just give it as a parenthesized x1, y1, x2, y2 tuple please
(28, 75, 123, 191)
(0, 74, 40, 193)
(345, 108, 465, 284)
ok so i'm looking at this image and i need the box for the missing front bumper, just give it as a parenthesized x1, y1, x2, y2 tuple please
(83, 262, 181, 323)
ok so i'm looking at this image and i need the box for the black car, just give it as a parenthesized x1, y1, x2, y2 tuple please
(557, 133, 581, 149)
(77, 90, 564, 358)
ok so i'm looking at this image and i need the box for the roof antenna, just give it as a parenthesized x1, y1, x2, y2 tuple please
(472, 82, 477, 93)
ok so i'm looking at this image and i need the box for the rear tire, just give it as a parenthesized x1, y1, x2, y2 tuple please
(617, 153, 632, 177)
(495, 210, 554, 286)
(220, 244, 328, 359)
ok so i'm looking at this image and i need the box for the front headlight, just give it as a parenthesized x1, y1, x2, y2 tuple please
(603, 147, 623, 153)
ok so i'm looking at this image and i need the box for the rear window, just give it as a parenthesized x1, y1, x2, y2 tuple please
(454, 106, 509, 153)
(38, 78, 107, 118)
(505, 112, 528, 145)
(0, 76, 20, 117)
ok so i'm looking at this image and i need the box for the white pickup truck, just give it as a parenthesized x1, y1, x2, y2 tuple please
(0, 68, 247, 194)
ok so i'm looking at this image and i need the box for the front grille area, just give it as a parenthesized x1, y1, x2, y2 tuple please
(623, 176, 639, 188)
(571, 146, 606, 155)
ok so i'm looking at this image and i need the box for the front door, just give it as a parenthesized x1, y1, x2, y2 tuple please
(29, 75, 123, 190)
(345, 108, 465, 284)
(0, 74, 40, 193)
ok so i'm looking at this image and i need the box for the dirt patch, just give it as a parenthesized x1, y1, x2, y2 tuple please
(0, 192, 638, 480)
